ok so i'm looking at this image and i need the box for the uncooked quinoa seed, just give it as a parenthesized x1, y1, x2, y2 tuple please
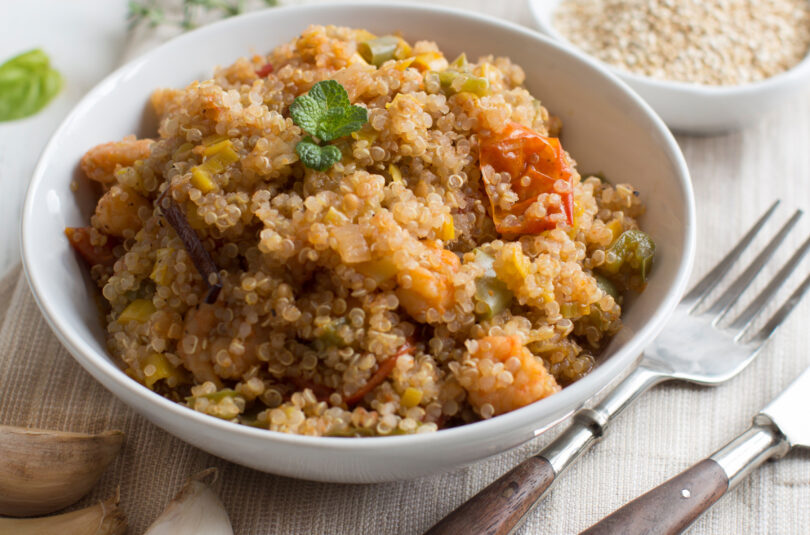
(554, 0, 810, 85)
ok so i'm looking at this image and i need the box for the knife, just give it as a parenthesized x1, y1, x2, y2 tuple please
(582, 365, 810, 535)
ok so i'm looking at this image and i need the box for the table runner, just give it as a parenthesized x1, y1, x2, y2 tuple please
(3, 1, 810, 533)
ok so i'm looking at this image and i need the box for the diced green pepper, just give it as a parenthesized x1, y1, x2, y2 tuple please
(315, 318, 349, 349)
(186, 388, 239, 403)
(434, 70, 490, 97)
(475, 277, 512, 320)
(599, 230, 656, 282)
(358, 36, 399, 67)
(594, 274, 619, 300)
(449, 53, 468, 71)
(472, 249, 512, 320)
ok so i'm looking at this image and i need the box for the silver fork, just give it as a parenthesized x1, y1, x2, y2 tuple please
(425, 200, 810, 535)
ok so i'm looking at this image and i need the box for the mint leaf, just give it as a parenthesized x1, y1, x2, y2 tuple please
(290, 80, 368, 142)
(295, 137, 342, 171)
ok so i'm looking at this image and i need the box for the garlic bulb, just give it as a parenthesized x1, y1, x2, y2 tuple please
(0, 496, 126, 535)
(144, 468, 233, 535)
(0, 425, 124, 517)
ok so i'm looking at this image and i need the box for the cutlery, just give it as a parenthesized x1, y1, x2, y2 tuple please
(426, 200, 810, 535)
(582, 364, 810, 534)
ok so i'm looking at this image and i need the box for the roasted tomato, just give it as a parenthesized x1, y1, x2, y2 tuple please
(479, 121, 574, 235)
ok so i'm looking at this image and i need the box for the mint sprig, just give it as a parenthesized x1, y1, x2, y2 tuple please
(290, 80, 368, 171)
(295, 137, 343, 172)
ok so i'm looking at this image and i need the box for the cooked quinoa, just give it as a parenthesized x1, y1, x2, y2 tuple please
(67, 25, 652, 437)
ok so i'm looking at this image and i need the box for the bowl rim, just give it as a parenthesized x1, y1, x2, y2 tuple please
(21, 1, 696, 453)
(529, 0, 810, 96)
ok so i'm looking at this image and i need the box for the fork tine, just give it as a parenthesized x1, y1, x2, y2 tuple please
(747, 270, 810, 346)
(703, 209, 802, 321)
(682, 200, 780, 308)
(727, 234, 810, 333)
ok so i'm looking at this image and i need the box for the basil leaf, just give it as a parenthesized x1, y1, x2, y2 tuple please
(0, 49, 62, 122)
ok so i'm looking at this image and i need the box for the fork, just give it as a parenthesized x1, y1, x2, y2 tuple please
(425, 200, 810, 535)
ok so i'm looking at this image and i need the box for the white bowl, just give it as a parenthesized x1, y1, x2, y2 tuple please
(21, 2, 695, 483)
(529, 0, 810, 134)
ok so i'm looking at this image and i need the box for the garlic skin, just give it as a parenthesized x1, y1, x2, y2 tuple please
(0, 425, 124, 517)
(144, 468, 233, 535)
(0, 496, 127, 535)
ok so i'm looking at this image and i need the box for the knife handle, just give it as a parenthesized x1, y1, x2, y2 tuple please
(581, 423, 789, 535)
(424, 365, 667, 535)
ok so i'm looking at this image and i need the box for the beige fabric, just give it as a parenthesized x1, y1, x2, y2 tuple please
(3, 1, 810, 533)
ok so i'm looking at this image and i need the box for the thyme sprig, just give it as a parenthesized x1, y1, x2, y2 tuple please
(128, 0, 278, 30)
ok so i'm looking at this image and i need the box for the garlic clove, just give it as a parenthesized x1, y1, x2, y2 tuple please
(144, 468, 233, 535)
(0, 495, 126, 535)
(0, 425, 124, 517)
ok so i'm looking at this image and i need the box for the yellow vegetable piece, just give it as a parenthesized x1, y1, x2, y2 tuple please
(440, 214, 455, 241)
(355, 29, 377, 42)
(324, 206, 350, 225)
(388, 163, 403, 183)
(190, 166, 216, 193)
(607, 219, 624, 243)
(118, 299, 156, 324)
(202, 134, 227, 146)
(150, 248, 173, 286)
(173, 142, 194, 158)
(356, 258, 399, 285)
(143, 352, 175, 389)
(351, 129, 378, 144)
(394, 39, 413, 60)
(401, 387, 423, 408)
(395, 57, 415, 71)
(412, 52, 445, 72)
(203, 139, 233, 157)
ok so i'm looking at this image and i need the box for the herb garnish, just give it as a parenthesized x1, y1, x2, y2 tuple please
(290, 80, 368, 171)
(128, 0, 278, 30)
(0, 49, 62, 122)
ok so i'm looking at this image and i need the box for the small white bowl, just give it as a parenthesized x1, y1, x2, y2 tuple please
(530, 0, 810, 134)
(21, 2, 695, 482)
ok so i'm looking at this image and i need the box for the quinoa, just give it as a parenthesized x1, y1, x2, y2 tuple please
(70, 25, 651, 437)
(554, 0, 810, 86)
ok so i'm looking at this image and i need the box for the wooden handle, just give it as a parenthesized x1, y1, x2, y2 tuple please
(581, 458, 729, 535)
(424, 456, 555, 535)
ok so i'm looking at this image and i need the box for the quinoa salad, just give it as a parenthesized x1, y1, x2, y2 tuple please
(66, 25, 655, 437)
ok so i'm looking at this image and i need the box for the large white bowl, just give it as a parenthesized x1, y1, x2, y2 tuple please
(21, 2, 695, 483)
(530, 0, 810, 134)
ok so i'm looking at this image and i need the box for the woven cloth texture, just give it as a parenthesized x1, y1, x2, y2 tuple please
(3, 1, 810, 533)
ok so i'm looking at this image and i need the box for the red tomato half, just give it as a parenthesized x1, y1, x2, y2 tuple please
(479, 122, 574, 235)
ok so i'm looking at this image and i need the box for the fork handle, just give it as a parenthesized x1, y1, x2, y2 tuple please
(424, 364, 666, 535)
(581, 422, 789, 535)
(423, 456, 555, 535)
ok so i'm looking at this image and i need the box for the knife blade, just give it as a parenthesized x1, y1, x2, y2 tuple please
(758, 366, 810, 448)
(581, 365, 810, 535)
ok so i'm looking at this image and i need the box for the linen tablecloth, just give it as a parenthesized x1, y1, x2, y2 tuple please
(2, 1, 810, 533)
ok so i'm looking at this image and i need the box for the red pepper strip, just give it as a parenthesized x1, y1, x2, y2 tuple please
(256, 63, 274, 77)
(479, 121, 574, 235)
(343, 340, 414, 406)
(65, 227, 117, 267)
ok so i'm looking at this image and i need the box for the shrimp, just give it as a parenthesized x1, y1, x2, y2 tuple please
(176, 304, 260, 385)
(457, 335, 560, 417)
(64, 227, 117, 267)
(91, 185, 150, 238)
(80, 136, 153, 184)
(395, 244, 460, 322)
